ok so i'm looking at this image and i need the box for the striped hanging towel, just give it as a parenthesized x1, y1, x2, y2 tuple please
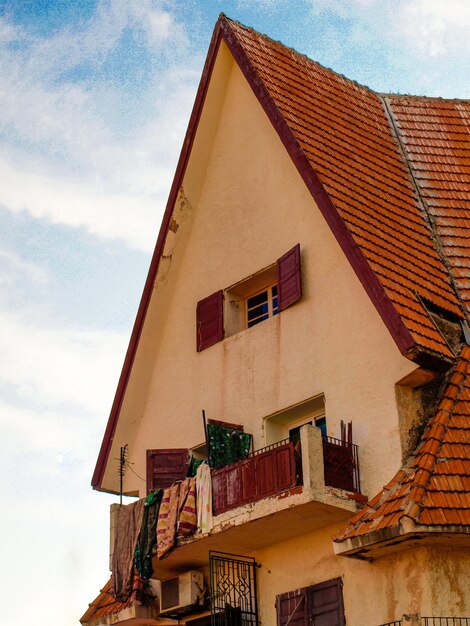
(177, 477, 197, 536)
(196, 462, 213, 534)
(156, 482, 180, 559)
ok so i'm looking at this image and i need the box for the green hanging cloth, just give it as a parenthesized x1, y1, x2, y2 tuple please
(207, 423, 252, 469)
(134, 489, 163, 580)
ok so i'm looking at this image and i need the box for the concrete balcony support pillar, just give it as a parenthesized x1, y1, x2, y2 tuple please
(300, 424, 325, 497)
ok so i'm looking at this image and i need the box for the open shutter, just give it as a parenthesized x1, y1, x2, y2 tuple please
(277, 244, 302, 311)
(276, 588, 309, 626)
(196, 290, 224, 351)
(308, 578, 345, 626)
(146, 448, 188, 494)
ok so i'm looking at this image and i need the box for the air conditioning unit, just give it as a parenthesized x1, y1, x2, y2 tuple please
(158, 571, 204, 616)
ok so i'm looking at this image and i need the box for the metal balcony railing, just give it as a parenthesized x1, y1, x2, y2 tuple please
(380, 618, 470, 626)
(421, 617, 470, 626)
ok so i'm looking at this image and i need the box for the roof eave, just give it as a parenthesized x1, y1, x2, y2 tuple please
(91, 19, 226, 491)
(333, 522, 470, 560)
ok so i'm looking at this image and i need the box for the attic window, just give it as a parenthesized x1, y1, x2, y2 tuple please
(421, 297, 463, 352)
(246, 284, 279, 328)
(196, 244, 302, 349)
(225, 244, 302, 338)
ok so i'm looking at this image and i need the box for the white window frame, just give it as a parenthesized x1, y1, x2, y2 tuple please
(244, 283, 278, 329)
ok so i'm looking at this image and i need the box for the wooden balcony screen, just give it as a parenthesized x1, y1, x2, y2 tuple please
(212, 440, 297, 516)
(322, 436, 360, 493)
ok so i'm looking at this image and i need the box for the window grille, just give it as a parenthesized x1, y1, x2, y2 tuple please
(209, 551, 259, 625)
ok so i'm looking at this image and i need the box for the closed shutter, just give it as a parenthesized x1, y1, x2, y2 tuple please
(276, 588, 309, 626)
(277, 244, 302, 311)
(308, 578, 345, 626)
(196, 290, 224, 351)
(146, 448, 188, 494)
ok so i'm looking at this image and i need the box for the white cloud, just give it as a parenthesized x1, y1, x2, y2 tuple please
(0, 309, 127, 414)
(0, 0, 199, 250)
(0, 156, 166, 251)
(0, 249, 49, 285)
(306, 0, 470, 58)
(394, 0, 470, 57)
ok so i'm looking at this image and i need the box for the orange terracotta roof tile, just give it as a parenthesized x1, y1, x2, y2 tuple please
(224, 18, 465, 361)
(80, 579, 132, 625)
(334, 346, 470, 546)
(387, 97, 470, 316)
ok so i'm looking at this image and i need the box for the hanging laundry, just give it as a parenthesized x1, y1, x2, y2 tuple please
(134, 489, 163, 579)
(177, 476, 197, 536)
(207, 422, 252, 469)
(196, 462, 213, 533)
(111, 498, 145, 600)
(187, 455, 204, 478)
(156, 482, 180, 559)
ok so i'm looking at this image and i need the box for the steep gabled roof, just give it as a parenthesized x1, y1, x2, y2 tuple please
(92, 15, 470, 490)
(334, 346, 470, 555)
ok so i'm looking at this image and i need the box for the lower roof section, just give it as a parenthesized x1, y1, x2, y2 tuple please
(334, 346, 470, 558)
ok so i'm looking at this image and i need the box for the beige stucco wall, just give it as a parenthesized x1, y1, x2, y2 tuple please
(103, 41, 416, 502)
(251, 530, 470, 626)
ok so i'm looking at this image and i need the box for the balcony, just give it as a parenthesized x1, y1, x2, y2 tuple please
(211, 433, 360, 515)
(150, 424, 361, 578)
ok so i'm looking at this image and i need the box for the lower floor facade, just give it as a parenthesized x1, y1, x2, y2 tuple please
(82, 518, 470, 626)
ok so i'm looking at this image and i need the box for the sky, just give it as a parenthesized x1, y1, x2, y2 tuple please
(0, 1, 468, 625)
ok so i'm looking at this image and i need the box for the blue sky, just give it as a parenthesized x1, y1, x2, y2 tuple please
(1, 1, 468, 625)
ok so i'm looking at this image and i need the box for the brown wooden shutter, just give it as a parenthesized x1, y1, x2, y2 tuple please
(146, 448, 188, 494)
(277, 244, 302, 311)
(276, 588, 309, 626)
(196, 290, 224, 351)
(308, 578, 345, 626)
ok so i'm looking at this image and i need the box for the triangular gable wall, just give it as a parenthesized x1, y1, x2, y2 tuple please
(93, 16, 459, 491)
(94, 35, 418, 497)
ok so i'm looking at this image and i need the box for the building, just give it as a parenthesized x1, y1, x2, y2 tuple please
(80, 15, 470, 626)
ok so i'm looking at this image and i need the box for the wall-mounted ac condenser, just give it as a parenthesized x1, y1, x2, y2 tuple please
(158, 570, 204, 615)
